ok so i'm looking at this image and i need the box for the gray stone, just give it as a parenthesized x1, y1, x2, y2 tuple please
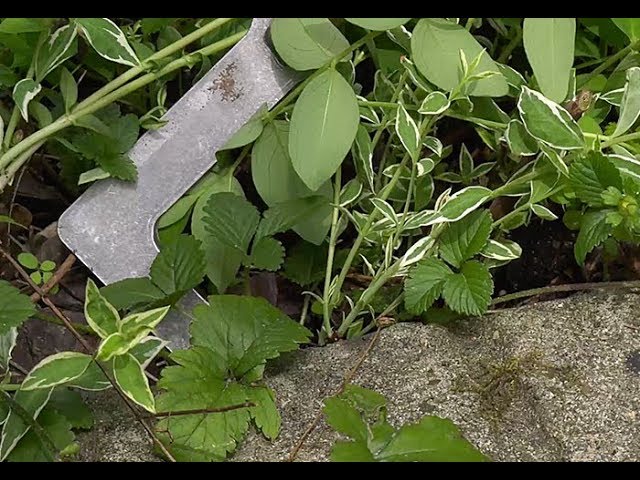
(77, 291, 640, 462)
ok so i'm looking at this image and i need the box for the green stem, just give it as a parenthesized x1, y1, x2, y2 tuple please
(264, 30, 382, 122)
(0, 31, 246, 175)
(2, 108, 20, 151)
(601, 131, 640, 149)
(578, 40, 640, 89)
(497, 26, 523, 64)
(75, 18, 235, 112)
(0, 140, 45, 191)
(322, 166, 342, 337)
(0, 383, 21, 391)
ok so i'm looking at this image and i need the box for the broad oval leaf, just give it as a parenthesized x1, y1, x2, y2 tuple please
(0, 280, 35, 335)
(21, 352, 92, 391)
(35, 23, 78, 82)
(251, 121, 333, 244)
(271, 18, 349, 71)
(523, 18, 576, 103)
(411, 18, 508, 97)
(289, 68, 359, 191)
(12, 78, 41, 122)
(221, 104, 267, 150)
(517, 86, 585, 150)
(113, 353, 155, 413)
(345, 18, 411, 31)
(100, 277, 166, 311)
(613, 67, 640, 137)
(418, 91, 450, 115)
(76, 18, 140, 67)
(612, 18, 640, 42)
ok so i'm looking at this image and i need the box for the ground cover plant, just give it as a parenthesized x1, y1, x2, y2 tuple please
(2, 17, 640, 462)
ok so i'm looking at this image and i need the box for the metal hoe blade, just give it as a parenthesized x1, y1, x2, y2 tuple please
(58, 18, 299, 350)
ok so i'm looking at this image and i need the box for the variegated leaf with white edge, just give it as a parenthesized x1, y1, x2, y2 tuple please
(399, 236, 435, 268)
(613, 67, 640, 137)
(84, 279, 119, 339)
(96, 332, 129, 362)
(599, 88, 624, 107)
(12, 79, 41, 121)
(352, 124, 375, 192)
(505, 119, 539, 156)
(129, 336, 168, 370)
(518, 86, 584, 150)
(530, 204, 558, 220)
(423, 136, 443, 157)
(35, 23, 78, 81)
(339, 179, 363, 207)
(480, 239, 522, 261)
(608, 153, 640, 182)
(433, 186, 493, 223)
(402, 210, 438, 230)
(539, 143, 570, 177)
(371, 198, 398, 226)
(21, 352, 92, 391)
(0, 328, 18, 374)
(76, 18, 140, 67)
(395, 103, 421, 162)
(118, 305, 171, 337)
(113, 353, 155, 413)
(418, 91, 450, 115)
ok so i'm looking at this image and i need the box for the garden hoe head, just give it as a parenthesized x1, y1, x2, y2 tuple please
(58, 18, 298, 350)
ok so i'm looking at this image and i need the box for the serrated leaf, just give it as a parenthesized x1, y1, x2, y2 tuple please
(613, 67, 640, 137)
(202, 192, 259, 255)
(517, 86, 584, 150)
(76, 18, 140, 67)
(5, 407, 74, 463)
(0, 387, 53, 461)
(442, 260, 493, 316)
(396, 103, 421, 161)
(523, 18, 575, 103)
(378, 416, 487, 462)
(150, 235, 205, 297)
(113, 353, 155, 413)
(575, 210, 612, 266)
(411, 18, 507, 97)
(247, 386, 280, 440)
(290, 68, 359, 191)
(96, 154, 137, 182)
(271, 18, 350, 71)
(439, 210, 492, 268)
(48, 389, 93, 430)
(251, 120, 333, 245)
(249, 237, 284, 271)
(418, 91, 450, 115)
(191, 295, 310, 378)
(505, 119, 539, 156)
(0, 280, 35, 335)
(283, 240, 327, 286)
(84, 279, 119, 339)
(345, 18, 411, 31)
(21, 352, 92, 391)
(480, 239, 522, 261)
(100, 277, 166, 311)
(569, 152, 622, 207)
(404, 258, 453, 314)
(12, 78, 41, 121)
(35, 24, 78, 82)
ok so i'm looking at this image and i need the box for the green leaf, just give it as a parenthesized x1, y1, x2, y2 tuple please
(404, 258, 453, 314)
(505, 119, 539, 156)
(436, 186, 492, 223)
(0, 387, 53, 461)
(283, 240, 328, 286)
(531, 204, 558, 220)
(612, 18, 640, 42)
(17, 252, 38, 270)
(251, 121, 332, 244)
(12, 78, 41, 122)
(48, 389, 93, 430)
(191, 295, 311, 378)
(411, 18, 508, 97)
(0, 18, 49, 34)
(255, 196, 329, 241)
(439, 210, 492, 268)
(442, 260, 493, 316)
(378, 416, 487, 462)
(96, 332, 129, 361)
(76, 18, 140, 67)
(21, 352, 92, 391)
(35, 24, 78, 82)
(150, 235, 205, 296)
(78, 168, 110, 185)
(247, 386, 280, 440)
(220, 104, 266, 150)
(331, 441, 377, 462)
(0, 328, 18, 374)
(352, 124, 375, 192)
(0, 280, 36, 335)
(345, 19, 411, 31)
(575, 210, 612, 266)
(569, 152, 623, 207)
(40, 261, 55, 272)
(0, 66, 18, 88)
(289, 68, 359, 191)
(613, 67, 640, 137)
(523, 18, 575, 103)
(84, 279, 119, 339)
(5, 407, 74, 463)
(202, 192, 259, 254)
(118, 306, 171, 343)
(271, 18, 350, 71)
(517, 86, 584, 150)
(158, 195, 198, 230)
(129, 336, 167, 370)
(249, 237, 284, 271)
(73, 113, 112, 136)
(156, 349, 251, 461)
(96, 154, 137, 182)
(100, 277, 166, 311)
(418, 91, 451, 115)
(113, 353, 155, 413)
(395, 104, 420, 162)
(539, 143, 570, 177)
(66, 362, 111, 391)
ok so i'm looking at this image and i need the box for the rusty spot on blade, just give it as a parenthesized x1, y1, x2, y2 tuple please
(209, 62, 243, 102)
